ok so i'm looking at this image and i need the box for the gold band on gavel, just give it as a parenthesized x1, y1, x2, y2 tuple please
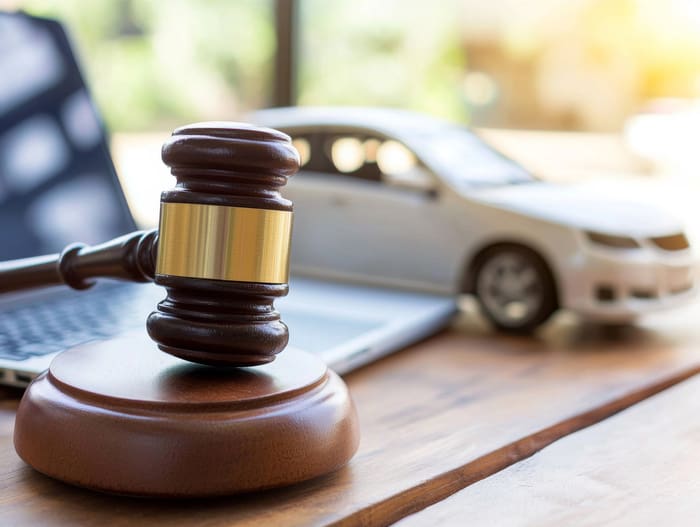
(155, 202, 292, 284)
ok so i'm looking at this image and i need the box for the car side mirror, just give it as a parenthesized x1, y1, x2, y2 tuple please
(425, 187, 439, 200)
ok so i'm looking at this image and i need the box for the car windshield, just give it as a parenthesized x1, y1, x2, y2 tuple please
(418, 126, 535, 188)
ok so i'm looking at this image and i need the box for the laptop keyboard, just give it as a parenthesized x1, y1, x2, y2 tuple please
(0, 282, 384, 362)
(0, 283, 162, 361)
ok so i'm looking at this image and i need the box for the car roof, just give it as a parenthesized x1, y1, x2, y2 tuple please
(249, 106, 457, 141)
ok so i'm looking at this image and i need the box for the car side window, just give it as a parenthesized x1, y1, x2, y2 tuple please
(324, 134, 382, 182)
(290, 132, 375, 180)
(376, 140, 435, 192)
(287, 133, 328, 175)
(289, 132, 432, 190)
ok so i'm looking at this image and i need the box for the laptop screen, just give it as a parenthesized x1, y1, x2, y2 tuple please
(0, 12, 136, 260)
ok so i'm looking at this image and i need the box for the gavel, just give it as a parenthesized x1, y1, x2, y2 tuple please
(0, 122, 298, 367)
(7, 122, 360, 497)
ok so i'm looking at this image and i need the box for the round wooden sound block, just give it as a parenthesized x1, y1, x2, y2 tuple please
(13, 334, 360, 497)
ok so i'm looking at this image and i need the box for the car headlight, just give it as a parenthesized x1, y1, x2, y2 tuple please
(585, 231, 641, 249)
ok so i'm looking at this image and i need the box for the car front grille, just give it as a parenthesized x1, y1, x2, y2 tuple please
(650, 233, 690, 251)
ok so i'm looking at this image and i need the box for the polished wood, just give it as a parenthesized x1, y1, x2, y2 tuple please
(396, 363, 700, 527)
(0, 253, 64, 293)
(4, 307, 700, 523)
(160, 121, 296, 211)
(0, 230, 157, 294)
(14, 333, 359, 497)
(150, 122, 299, 366)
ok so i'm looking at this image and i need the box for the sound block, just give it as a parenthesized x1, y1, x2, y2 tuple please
(13, 334, 360, 497)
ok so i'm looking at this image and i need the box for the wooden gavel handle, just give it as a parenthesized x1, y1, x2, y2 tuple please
(0, 230, 158, 294)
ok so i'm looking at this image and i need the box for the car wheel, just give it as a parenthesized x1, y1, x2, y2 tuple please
(472, 245, 558, 333)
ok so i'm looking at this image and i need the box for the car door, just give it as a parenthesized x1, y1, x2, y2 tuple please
(286, 129, 464, 292)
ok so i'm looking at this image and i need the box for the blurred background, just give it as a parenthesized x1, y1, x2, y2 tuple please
(4, 0, 700, 132)
(2, 0, 700, 226)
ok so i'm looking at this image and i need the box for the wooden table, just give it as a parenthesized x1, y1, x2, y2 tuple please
(396, 361, 700, 527)
(3, 301, 700, 526)
(3, 131, 699, 525)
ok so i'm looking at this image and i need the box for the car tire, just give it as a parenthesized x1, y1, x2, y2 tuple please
(471, 245, 558, 333)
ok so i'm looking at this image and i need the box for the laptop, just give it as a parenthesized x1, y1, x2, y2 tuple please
(0, 11, 456, 387)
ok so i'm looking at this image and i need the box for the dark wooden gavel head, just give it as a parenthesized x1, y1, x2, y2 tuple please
(0, 122, 299, 367)
(147, 122, 299, 367)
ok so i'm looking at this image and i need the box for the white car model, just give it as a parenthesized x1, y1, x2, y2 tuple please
(252, 107, 698, 332)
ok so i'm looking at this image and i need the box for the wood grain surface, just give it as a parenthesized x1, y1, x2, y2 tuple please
(396, 364, 700, 527)
(3, 304, 700, 526)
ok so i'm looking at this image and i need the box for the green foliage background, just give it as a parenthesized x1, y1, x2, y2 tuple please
(14, 0, 468, 131)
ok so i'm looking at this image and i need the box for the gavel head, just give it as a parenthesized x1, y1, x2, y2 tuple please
(146, 122, 299, 367)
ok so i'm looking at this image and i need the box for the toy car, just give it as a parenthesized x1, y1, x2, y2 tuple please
(252, 107, 698, 332)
